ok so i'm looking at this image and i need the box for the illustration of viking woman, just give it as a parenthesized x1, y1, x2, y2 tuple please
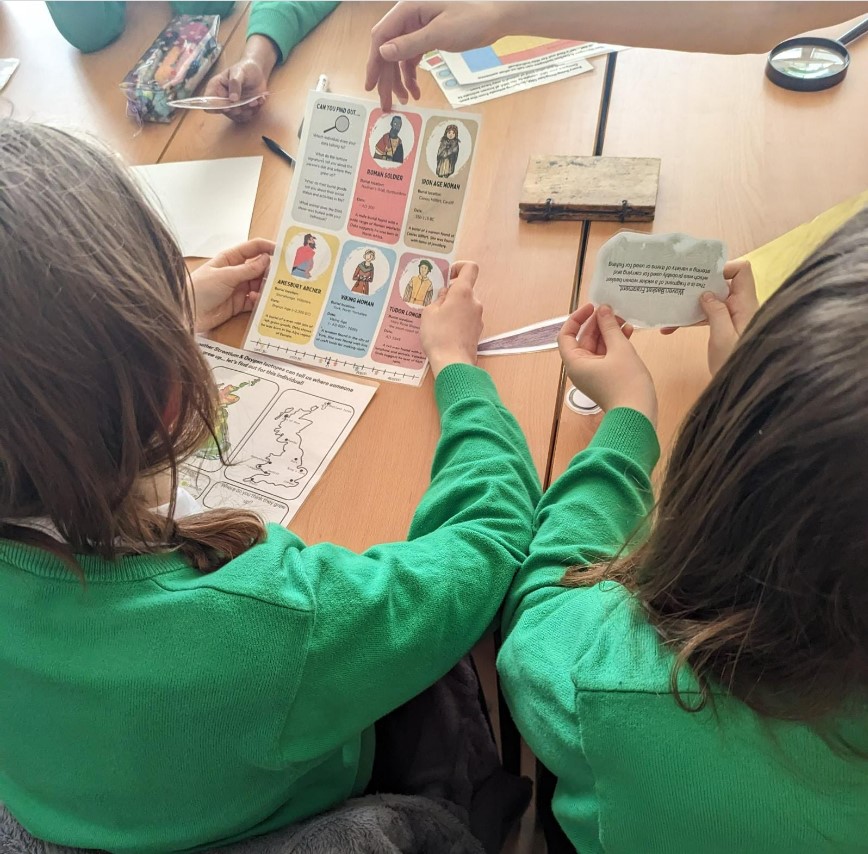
(351, 249, 376, 295)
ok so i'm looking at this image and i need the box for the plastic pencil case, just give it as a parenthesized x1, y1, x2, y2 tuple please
(120, 15, 222, 124)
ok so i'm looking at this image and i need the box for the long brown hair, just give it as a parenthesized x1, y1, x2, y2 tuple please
(566, 209, 868, 725)
(0, 119, 264, 572)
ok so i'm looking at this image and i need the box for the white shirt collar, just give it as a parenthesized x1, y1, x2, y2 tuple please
(8, 488, 204, 543)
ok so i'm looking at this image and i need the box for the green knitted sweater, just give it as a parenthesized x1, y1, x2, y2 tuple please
(0, 365, 540, 853)
(499, 407, 868, 853)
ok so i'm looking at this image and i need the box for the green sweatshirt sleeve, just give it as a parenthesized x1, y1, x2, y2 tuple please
(495, 408, 658, 796)
(247, 1, 339, 63)
(276, 364, 541, 752)
(46, 2, 128, 53)
(501, 407, 659, 633)
(171, 2, 235, 15)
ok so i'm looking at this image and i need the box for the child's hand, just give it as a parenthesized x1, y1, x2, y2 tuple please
(421, 261, 483, 377)
(660, 259, 759, 375)
(191, 238, 275, 333)
(559, 304, 658, 426)
(701, 259, 759, 375)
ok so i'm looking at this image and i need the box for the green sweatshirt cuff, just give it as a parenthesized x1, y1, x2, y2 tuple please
(589, 407, 660, 474)
(434, 364, 501, 414)
(173, 1, 235, 15)
(247, 1, 339, 63)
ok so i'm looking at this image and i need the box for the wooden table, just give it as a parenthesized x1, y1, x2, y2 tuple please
(550, 32, 868, 481)
(162, 1, 610, 551)
(0, 0, 248, 164)
(9, 6, 866, 848)
(7, 1, 865, 541)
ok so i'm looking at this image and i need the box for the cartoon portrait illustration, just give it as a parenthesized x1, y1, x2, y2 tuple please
(436, 124, 460, 179)
(374, 115, 405, 163)
(291, 233, 317, 279)
(352, 249, 376, 295)
(282, 229, 334, 282)
(337, 244, 394, 299)
(197, 379, 260, 461)
(368, 113, 416, 169)
(403, 259, 435, 307)
(424, 119, 473, 180)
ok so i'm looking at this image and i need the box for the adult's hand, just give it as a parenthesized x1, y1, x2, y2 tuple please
(366, 2, 507, 111)
(203, 35, 278, 123)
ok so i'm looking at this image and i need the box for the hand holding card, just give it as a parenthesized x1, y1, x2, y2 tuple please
(589, 231, 728, 328)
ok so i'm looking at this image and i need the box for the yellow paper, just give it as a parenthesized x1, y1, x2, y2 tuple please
(743, 190, 868, 303)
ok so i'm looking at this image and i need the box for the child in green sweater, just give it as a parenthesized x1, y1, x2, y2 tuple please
(498, 214, 868, 852)
(0, 119, 540, 852)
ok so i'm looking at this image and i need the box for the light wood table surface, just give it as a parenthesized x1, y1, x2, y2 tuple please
(550, 33, 868, 483)
(163, 1, 609, 552)
(0, 0, 248, 164)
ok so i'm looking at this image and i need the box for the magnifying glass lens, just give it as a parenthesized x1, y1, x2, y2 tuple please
(770, 45, 847, 79)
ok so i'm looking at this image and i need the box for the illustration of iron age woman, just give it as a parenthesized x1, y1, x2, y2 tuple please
(436, 124, 460, 179)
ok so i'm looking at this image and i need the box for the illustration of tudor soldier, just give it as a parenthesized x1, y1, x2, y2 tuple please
(403, 260, 434, 307)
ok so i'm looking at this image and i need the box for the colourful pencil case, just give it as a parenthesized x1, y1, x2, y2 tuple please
(120, 15, 222, 124)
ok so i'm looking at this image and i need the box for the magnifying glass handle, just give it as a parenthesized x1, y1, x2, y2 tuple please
(838, 15, 868, 47)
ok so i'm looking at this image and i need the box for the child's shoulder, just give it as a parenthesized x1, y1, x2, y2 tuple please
(569, 582, 700, 700)
(155, 524, 314, 613)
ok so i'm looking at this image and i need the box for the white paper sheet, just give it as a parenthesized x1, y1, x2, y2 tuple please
(132, 156, 262, 258)
(183, 339, 376, 525)
(0, 58, 19, 92)
(425, 51, 593, 107)
(589, 231, 728, 328)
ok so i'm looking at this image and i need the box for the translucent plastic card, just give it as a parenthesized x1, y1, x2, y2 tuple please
(168, 93, 268, 111)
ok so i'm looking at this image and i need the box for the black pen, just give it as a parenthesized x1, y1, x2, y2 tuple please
(261, 136, 296, 168)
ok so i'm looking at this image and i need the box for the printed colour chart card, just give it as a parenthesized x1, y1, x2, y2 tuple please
(182, 340, 376, 525)
(244, 93, 481, 385)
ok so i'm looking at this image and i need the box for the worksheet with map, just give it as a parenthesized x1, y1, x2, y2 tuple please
(243, 92, 481, 385)
(181, 340, 376, 524)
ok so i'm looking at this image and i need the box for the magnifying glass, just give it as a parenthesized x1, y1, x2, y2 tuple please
(766, 16, 868, 91)
(324, 114, 351, 133)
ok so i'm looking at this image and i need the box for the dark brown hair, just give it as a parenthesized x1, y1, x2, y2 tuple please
(566, 208, 868, 725)
(0, 119, 265, 572)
